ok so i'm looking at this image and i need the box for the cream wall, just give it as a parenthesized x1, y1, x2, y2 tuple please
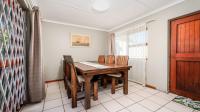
(113, 0, 200, 92)
(42, 22, 108, 81)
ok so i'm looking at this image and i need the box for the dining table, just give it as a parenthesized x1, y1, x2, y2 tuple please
(74, 62, 132, 109)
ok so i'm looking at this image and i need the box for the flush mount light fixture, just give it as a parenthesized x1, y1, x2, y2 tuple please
(92, 0, 110, 12)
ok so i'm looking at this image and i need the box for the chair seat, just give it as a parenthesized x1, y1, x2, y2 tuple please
(107, 73, 122, 77)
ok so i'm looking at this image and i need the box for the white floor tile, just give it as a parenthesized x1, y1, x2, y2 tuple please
(118, 109, 130, 112)
(155, 92, 176, 101)
(116, 96, 135, 107)
(44, 99, 63, 110)
(134, 85, 145, 90)
(81, 99, 100, 107)
(143, 88, 159, 95)
(47, 82, 59, 88)
(43, 106, 64, 112)
(156, 107, 174, 112)
(128, 82, 137, 86)
(135, 90, 152, 98)
(22, 81, 196, 112)
(60, 89, 67, 97)
(87, 104, 108, 112)
(62, 97, 71, 105)
(102, 100, 124, 112)
(127, 93, 144, 102)
(98, 93, 113, 103)
(22, 101, 44, 112)
(45, 92, 61, 101)
(106, 91, 123, 99)
(129, 86, 140, 93)
(165, 102, 194, 112)
(63, 102, 85, 112)
(147, 95, 169, 106)
(46, 89, 60, 95)
(46, 86, 60, 94)
(139, 99, 161, 111)
(127, 103, 152, 112)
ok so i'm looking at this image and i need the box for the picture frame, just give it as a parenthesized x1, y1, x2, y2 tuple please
(70, 33, 91, 47)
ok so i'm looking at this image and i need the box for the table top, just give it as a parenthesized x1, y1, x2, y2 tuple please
(74, 62, 132, 75)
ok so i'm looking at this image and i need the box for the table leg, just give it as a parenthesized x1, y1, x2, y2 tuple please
(123, 70, 128, 95)
(84, 76, 93, 109)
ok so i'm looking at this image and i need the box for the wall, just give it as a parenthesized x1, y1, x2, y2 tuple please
(42, 22, 108, 81)
(113, 0, 200, 92)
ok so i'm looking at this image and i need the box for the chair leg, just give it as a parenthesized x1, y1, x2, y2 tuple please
(66, 85, 71, 98)
(103, 78, 107, 88)
(93, 81, 98, 101)
(111, 77, 116, 94)
(71, 86, 77, 108)
(116, 79, 119, 86)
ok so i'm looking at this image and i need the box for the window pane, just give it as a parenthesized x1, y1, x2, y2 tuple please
(129, 31, 147, 46)
(129, 46, 147, 59)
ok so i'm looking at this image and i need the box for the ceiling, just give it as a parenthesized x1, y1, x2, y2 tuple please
(38, 0, 183, 31)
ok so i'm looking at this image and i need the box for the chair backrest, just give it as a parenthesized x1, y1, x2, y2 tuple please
(116, 56, 129, 65)
(98, 55, 105, 64)
(106, 55, 115, 64)
(63, 55, 80, 85)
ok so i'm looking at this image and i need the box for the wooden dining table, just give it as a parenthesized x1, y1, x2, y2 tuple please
(74, 62, 132, 109)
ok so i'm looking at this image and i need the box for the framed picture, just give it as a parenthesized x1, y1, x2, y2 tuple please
(70, 33, 91, 47)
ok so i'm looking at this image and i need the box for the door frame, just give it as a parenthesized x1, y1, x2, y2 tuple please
(168, 10, 200, 93)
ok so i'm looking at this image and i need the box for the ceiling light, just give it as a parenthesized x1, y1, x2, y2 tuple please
(92, 0, 110, 12)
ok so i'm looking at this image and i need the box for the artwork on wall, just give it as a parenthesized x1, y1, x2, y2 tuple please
(70, 33, 91, 47)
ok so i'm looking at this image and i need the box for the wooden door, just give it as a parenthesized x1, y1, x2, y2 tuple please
(170, 11, 200, 100)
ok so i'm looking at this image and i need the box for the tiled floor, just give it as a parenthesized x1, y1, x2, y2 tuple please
(20, 81, 199, 112)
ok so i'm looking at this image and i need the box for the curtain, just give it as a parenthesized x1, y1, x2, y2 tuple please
(115, 32, 128, 55)
(108, 33, 115, 55)
(27, 6, 45, 102)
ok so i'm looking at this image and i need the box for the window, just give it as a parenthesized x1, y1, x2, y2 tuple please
(115, 24, 148, 59)
(128, 30, 148, 59)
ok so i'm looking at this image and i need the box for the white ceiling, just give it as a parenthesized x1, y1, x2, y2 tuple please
(38, 0, 183, 31)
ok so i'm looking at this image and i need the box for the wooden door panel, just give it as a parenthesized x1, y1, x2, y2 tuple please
(177, 20, 200, 53)
(170, 11, 200, 100)
(176, 61, 200, 94)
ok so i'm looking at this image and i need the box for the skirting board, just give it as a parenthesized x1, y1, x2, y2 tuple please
(45, 79, 64, 83)
(128, 80, 157, 89)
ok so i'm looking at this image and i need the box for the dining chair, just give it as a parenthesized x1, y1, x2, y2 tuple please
(107, 56, 129, 94)
(103, 55, 115, 88)
(98, 55, 105, 64)
(105, 55, 115, 64)
(63, 55, 98, 108)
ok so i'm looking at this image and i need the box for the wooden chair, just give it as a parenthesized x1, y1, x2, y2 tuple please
(107, 56, 129, 94)
(63, 55, 98, 108)
(105, 55, 115, 64)
(103, 55, 115, 88)
(98, 55, 105, 64)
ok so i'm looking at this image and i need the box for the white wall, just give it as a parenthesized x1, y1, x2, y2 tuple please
(42, 22, 108, 81)
(113, 0, 200, 92)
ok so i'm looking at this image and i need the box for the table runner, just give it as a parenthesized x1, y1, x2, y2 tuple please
(79, 62, 109, 69)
